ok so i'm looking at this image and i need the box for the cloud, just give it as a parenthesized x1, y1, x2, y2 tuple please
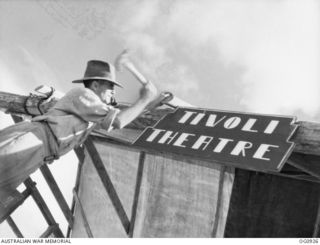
(0, 46, 58, 94)
(110, 0, 200, 97)
(109, 0, 319, 120)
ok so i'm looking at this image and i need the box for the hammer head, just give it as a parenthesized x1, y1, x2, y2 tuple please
(114, 49, 130, 71)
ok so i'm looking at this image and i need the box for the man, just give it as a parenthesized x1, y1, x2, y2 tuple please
(0, 59, 157, 210)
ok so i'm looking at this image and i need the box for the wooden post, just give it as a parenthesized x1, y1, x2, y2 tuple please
(0, 188, 32, 224)
(6, 216, 24, 238)
(128, 151, 145, 237)
(40, 164, 74, 228)
(72, 189, 93, 238)
(313, 197, 320, 237)
(66, 146, 86, 237)
(84, 137, 131, 234)
(24, 178, 64, 238)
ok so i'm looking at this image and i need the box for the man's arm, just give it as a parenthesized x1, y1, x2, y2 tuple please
(112, 82, 157, 129)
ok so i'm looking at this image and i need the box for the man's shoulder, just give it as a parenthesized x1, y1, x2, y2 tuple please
(66, 87, 92, 95)
(63, 87, 101, 105)
(64, 87, 97, 99)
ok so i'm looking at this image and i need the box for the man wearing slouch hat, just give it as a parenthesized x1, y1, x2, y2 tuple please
(0, 59, 157, 213)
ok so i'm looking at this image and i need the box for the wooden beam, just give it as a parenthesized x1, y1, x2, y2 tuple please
(66, 146, 86, 238)
(0, 188, 32, 224)
(0, 91, 56, 116)
(72, 189, 93, 238)
(313, 197, 320, 237)
(273, 172, 320, 184)
(6, 216, 24, 238)
(287, 153, 320, 180)
(0, 91, 29, 115)
(128, 152, 145, 237)
(40, 164, 74, 227)
(84, 137, 131, 234)
(211, 166, 226, 237)
(40, 225, 59, 238)
(292, 121, 320, 156)
(24, 178, 64, 238)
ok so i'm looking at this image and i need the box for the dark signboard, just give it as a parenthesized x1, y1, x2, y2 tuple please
(133, 108, 298, 172)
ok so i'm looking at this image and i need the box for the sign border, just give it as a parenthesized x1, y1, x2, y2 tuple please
(133, 107, 299, 172)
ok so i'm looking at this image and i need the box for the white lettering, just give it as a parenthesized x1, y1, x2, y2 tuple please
(178, 111, 197, 124)
(146, 129, 165, 142)
(242, 118, 258, 132)
(253, 144, 279, 160)
(224, 117, 241, 129)
(230, 141, 253, 156)
(192, 135, 214, 150)
(264, 120, 280, 134)
(159, 131, 179, 144)
(173, 133, 195, 147)
(190, 113, 205, 125)
(213, 138, 234, 153)
(205, 114, 226, 127)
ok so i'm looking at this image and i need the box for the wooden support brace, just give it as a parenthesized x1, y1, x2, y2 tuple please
(40, 225, 59, 238)
(6, 216, 24, 238)
(0, 188, 32, 224)
(72, 189, 93, 238)
(211, 166, 226, 237)
(84, 137, 131, 234)
(66, 146, 86, 238)
(287, 153, 320, 180)
(23, 178, 64, 238)
(40, 164, 74, 228)
(128, 151, 145, 237)
(313, 196, 320, 238)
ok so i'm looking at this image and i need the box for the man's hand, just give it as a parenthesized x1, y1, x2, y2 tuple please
(112, 82, 158, 129)
(111, 49, 159, 130)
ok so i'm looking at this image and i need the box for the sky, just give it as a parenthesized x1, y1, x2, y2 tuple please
(0, 0, 319, 237)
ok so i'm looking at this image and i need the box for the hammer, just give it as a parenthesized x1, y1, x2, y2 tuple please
(114, 50, 193, 111)
(114, 49, 149, 85)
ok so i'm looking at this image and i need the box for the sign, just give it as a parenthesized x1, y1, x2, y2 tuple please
(133, 108, 298, 172)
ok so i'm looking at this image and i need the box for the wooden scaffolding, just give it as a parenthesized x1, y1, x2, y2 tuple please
(0, 90, 320, 237)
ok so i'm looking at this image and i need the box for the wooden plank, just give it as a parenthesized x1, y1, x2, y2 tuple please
(40, 164, 74, 227)
(280, 163, 320, 183)
(84, 137, 131, 234)
(272, 172, 320, 184)
(129, 152, 145, 237)
(0, 91, 57, 116)
(24, 178, 64, 238)
(211, 166, 226, 237)
(66, 146, 86, 238)
(287, 153, 320, 179)
(0, 91, 171, 127)
(292, 121, 320, 156)
(0, 91, 29, 115)
(313, 198, 320, 237)
(6, 216, 24, 238)
(73, 146, 86, 164)
(40, 225, 58, 238)
(72, 189, 93, 238)
(0, 188, 32, 223)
